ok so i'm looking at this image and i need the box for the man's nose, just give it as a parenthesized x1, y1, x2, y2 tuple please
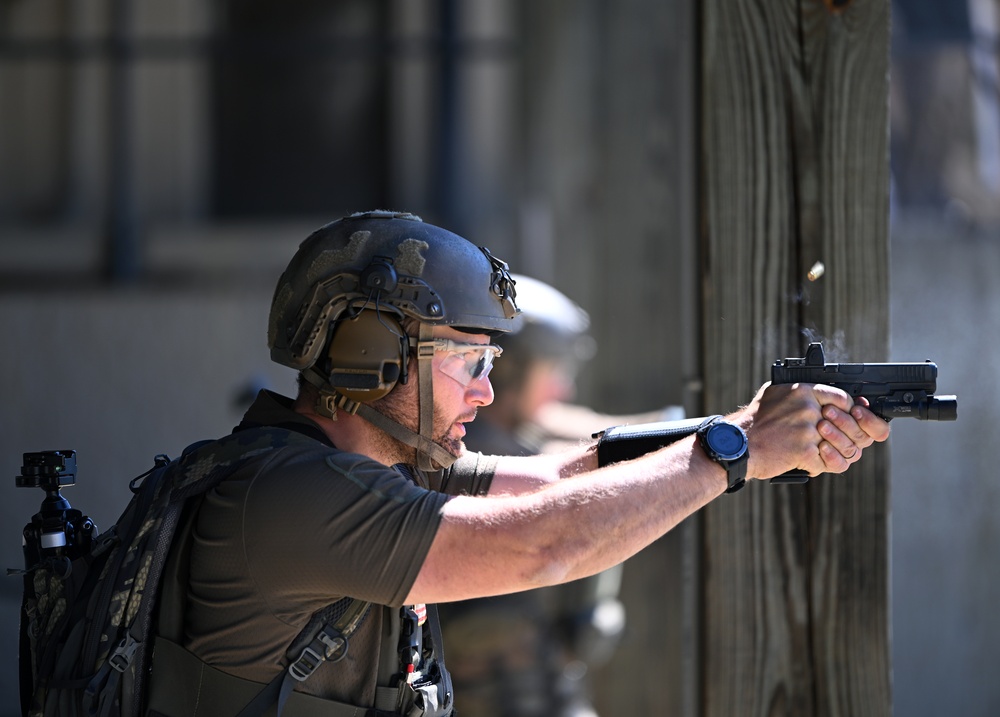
(467, 376, 495, 407)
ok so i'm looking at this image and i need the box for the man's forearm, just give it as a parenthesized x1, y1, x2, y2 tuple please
(413, 382, 889, 605)
(485, 441, 600, 495)
(412, 436, 725, 604)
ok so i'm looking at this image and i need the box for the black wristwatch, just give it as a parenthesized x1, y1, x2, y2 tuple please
(696, 416, 749, 494)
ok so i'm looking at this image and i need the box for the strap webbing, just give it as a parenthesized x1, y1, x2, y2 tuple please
(415, 322, 436, 472)
(149, 637, 369, 717)
(355, 404, 455, 470)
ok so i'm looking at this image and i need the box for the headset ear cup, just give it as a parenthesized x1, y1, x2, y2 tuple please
(325, 310, 407, 402)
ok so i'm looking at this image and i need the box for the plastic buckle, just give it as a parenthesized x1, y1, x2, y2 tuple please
(288, 647, 323, 682)
(416, 341, 436, 360)
(287, 627, 347, 682)
(109, 635, 138, 673)
(317, 630, 347, 662)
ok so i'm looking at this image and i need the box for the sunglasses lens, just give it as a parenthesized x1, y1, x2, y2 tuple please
(438, 344, 499, 386)
(470, 352, 490, 380)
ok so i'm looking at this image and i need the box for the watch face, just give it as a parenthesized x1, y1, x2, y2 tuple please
(706, 422, 747, 460)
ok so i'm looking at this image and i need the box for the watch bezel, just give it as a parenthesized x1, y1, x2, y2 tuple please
(703, 421, 748, 461)
(697, 417, 749, 493)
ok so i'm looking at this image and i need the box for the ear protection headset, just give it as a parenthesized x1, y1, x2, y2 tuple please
(323, 257, 410, 404)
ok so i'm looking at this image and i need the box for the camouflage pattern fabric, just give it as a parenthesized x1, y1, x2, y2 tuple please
(19, 427, 303, 717)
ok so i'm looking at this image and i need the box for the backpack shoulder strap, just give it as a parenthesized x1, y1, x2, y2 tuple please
(90, 427, 306, 717)
(151, 425, 375, 717)
(232, 599, 372, 717)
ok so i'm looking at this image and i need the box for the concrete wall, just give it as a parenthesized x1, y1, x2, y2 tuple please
(889, 219, 1000, 717)
(0, 286, 297, 713)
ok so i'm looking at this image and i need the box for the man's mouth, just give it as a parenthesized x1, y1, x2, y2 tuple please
(453, 412, 477, 438)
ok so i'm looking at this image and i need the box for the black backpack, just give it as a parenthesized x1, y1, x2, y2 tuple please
(13, 427, 370, 717)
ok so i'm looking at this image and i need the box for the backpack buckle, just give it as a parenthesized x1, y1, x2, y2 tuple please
(287, 626, 348, 682)
(109, 634, 138, 672)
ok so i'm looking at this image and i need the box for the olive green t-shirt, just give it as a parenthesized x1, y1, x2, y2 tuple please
(183, 390, 497, 707)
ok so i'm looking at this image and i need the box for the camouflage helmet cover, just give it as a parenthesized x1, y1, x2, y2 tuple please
(269, 211, 519, 371)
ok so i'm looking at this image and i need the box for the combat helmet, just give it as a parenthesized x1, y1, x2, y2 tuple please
(268, 210, 519, 470)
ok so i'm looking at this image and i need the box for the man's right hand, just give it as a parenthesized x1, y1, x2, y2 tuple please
(735, 382, 891, 480)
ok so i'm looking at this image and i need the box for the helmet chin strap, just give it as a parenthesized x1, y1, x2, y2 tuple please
(354, 403, 456, 471)
(412, 322, 443, 471)
(301, 324, 457, 471)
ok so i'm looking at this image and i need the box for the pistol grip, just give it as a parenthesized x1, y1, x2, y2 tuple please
(769, 469, 810, 485)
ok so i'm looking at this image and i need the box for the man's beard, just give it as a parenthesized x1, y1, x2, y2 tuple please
(369, 386, 466, 467)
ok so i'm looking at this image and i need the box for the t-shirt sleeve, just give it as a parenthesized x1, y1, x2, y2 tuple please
(431, 451, 498, 496)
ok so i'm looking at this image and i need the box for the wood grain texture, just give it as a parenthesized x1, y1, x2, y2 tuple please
(518, 3, 700, 713)
(699, 1, 891, 715)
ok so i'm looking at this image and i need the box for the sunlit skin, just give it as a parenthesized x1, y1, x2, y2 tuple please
(294, 325, 494, 467)
(294, 323, 891, 606)
(407, 381, 889, 605)
(372, 326, 496, 460)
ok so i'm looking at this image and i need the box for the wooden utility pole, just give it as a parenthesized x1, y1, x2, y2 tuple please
(698, 1, 892, 715)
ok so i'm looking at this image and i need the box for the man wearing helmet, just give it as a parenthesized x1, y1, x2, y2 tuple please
(149, 210, 890, 717)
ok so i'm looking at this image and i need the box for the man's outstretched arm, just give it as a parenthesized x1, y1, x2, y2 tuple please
(407, 381, 889, 604)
